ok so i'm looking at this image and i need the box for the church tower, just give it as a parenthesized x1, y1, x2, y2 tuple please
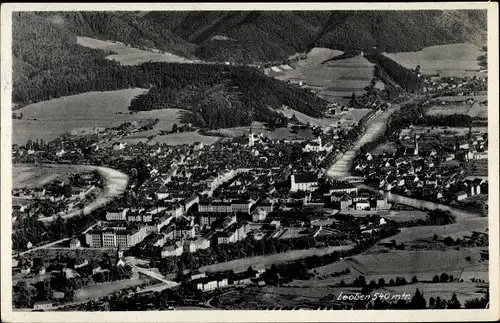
(248, 130, 255, 147)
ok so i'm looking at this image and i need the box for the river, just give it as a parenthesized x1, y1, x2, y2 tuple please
(325, 97, 480, 220)
(14, 163, 129, 223)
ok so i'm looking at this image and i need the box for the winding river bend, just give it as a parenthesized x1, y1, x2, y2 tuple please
(326, 97, 481, 220)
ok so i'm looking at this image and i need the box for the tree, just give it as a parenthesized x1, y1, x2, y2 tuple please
(434, 296, 446, 309)
(429, 296, 436, 309)
(440, 273, 449, 283)
(172, 123, 178, 133)
(433, 233, 438, 242)
(411, 275, 418, 284)
(14, 281, 34, 308)
(409, 288, 427, 309)
(447, 293, 461, 309)
(349, 93, 358, 108)
(378, 278, 386, 287)
(433, 275, 440, 283)
(465, 296, 488, 309)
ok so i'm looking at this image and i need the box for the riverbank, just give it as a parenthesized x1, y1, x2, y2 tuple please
(14, 163, 129, 223)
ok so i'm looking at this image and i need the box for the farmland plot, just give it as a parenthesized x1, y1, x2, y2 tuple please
(13, 89, 185, 145)
(268, 48, 374, 104)
(383, 43, 484, 77)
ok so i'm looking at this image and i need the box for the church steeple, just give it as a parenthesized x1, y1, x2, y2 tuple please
(248, 130, 255, 147)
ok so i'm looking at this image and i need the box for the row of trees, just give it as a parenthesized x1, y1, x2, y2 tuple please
(365, 52, 422, 93)
(13, 265, 133, 308)
(12, 211, 100, 251)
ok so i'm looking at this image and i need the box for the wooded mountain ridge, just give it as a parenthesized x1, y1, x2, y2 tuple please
(32, 10, 487, 63)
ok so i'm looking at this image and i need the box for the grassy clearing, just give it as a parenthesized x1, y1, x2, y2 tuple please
(380, 217, 488, 244)
(13, 89, 189, 145)
(426, 103, 487, 117)
(296, 247, 487, 288)
(198, 245, 354, 273)
(383, 43, 484, 77)
(382, 210, 429, 222)
(74, 278, 147, 301)
(76, 36, 196, 66)
(268, 48, 373, 104)
(13, 164, 80, 189)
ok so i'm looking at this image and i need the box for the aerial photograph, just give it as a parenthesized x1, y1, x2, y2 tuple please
(7, 8, 491, 313)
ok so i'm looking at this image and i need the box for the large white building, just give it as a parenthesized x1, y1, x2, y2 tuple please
(290, 173, 318, 192)
(85, 224, 147, 248)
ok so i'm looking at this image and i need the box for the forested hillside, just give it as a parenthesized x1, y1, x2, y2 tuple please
(12, 12, 327, 129)
(144, 10, 487, 63)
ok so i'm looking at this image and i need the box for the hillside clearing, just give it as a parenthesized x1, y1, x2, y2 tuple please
(13, 89, 186, 145)
(267, 48, 374, 105)
(76, 36, 196, 66)
(383, 43, 484, 77)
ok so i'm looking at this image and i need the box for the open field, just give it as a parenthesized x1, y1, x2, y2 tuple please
(13, 164, 82, 189)
(13, 89, 187, 145)
(74, 278, 147, 301)
(380, 217, 488, 244)
(435, 95, 488, 102)
(382, 210, 429, 222)
(426, 102, 488, 118)
(294, 247, 487, 288)
(266, 48, 375, 104)
(76, 36, 196, 66)
(383, 43, 484, 77)
(377, 282, 487, 306)
(198, 244, 354, 273)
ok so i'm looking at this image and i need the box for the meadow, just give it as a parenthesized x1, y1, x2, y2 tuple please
(198, 244, 354, 273)
(267, 48, 375, 105)
(76, 36, 196, 66)
(383, 43, 484, 77)
(426, 101, 488, 118)
(13, 89, 184, 145)
(74, 277, 147, 301)
(380, 217, 488, 243)
(13, 164, 81, 189)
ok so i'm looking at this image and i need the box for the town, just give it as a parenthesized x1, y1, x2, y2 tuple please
(8, 9, 491, 314)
